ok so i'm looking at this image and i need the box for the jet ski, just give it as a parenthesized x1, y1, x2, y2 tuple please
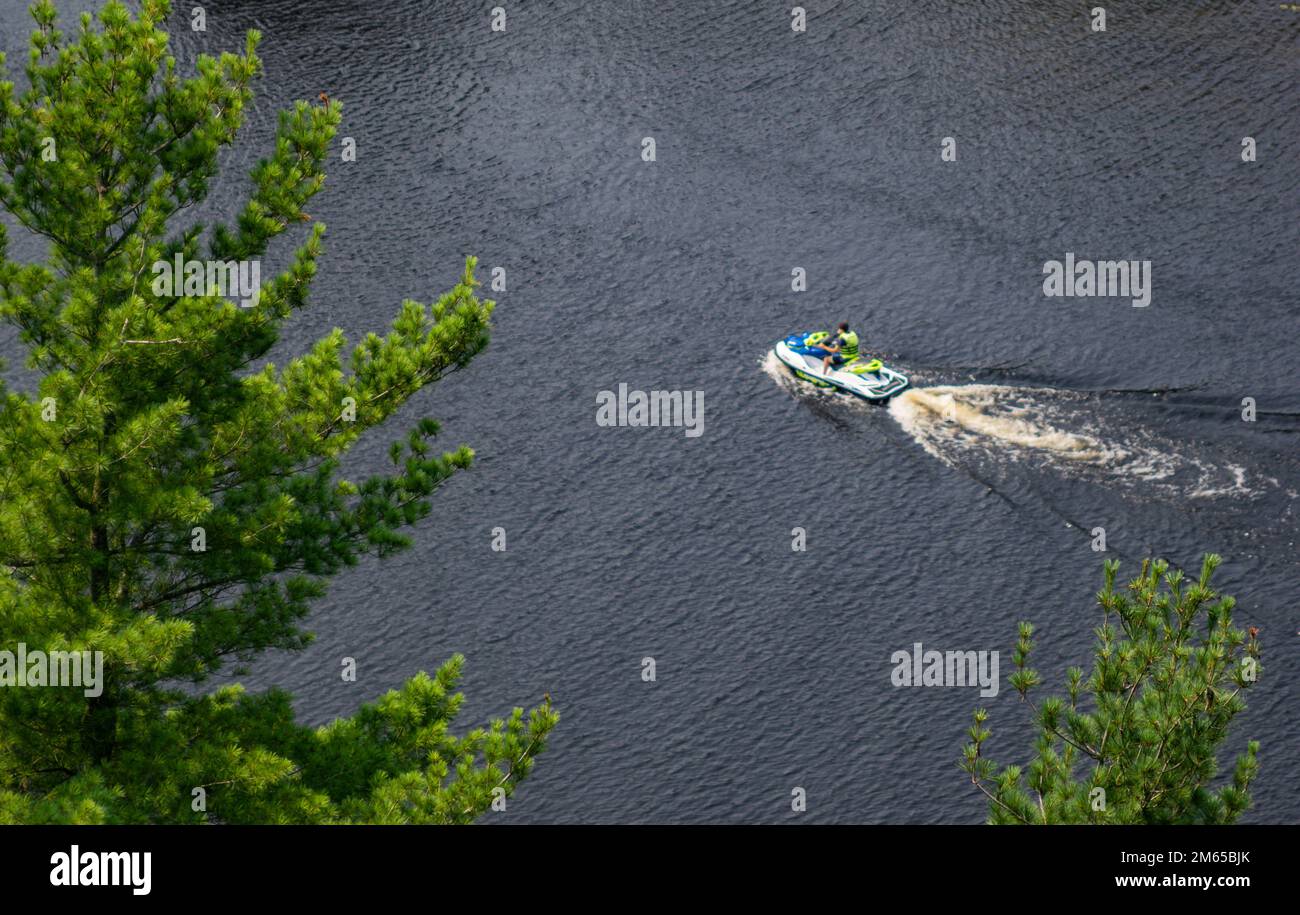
(772, 331, 909, 401)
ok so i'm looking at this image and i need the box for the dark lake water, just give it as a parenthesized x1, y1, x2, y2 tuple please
(2, 1, 1296, 823)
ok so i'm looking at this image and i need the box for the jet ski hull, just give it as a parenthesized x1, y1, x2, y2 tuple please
(773, 332, 909, 401)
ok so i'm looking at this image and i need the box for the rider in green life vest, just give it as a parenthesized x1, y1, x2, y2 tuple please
(817, 321, 859, 374)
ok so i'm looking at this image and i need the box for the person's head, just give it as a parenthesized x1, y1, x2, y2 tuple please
(837, 321, 850, 333)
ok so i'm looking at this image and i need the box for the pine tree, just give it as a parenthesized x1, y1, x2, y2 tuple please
(0, 0, 556, 824)
(962, 554, 1260, 824)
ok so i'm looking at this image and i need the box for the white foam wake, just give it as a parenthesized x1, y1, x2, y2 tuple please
(889, 385, 1111, 463)
(885, 384, 1259, 498)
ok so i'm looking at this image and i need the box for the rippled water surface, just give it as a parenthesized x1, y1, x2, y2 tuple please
(2, 1, 1296, 823)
